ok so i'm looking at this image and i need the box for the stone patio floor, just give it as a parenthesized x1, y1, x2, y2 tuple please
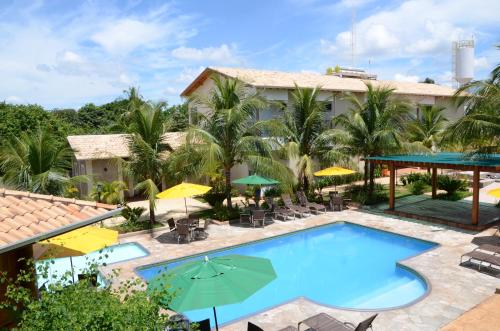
(102, 208, 500, 331)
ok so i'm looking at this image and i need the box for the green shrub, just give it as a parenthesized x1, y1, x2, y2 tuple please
(121, 205, 146, 225)
(437, 175, 467, 196)
(408, 180, 427, 195)
(212, 205, 240, 221)
(264, 186, 282, 197)
(343, 184, 387, 205)
(203, 177, 227, 207)
(401, 173, 431, 186)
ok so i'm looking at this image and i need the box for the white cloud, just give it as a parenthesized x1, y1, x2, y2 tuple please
(474, 57, 489, 70)
(171, 44, 240, 64)
(176, 66, 205, 83)
(394, 73, 420, 83)
(5, 96, 22, 103)
(91, 19, 167, 55)
(321, 0, 500, 60)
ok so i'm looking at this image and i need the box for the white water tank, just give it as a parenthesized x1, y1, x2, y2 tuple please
(454, 40, 474, 85)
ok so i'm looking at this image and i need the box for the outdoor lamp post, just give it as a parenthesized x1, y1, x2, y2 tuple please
(96, 183, 103, 203)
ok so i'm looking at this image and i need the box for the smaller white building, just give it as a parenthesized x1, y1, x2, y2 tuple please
(68, 132, 185, 198)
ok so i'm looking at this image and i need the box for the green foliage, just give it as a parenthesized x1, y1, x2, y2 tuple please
(401, 173, 431, 186)
(312, 173, 362, 192)
(202, 176, 227, 207)
(407, 105, 447, 150)
(164, 103, 189, 131)
(90, 180, 127, 204)
(436, 191, 472, 201)
(0, 258, 172, 330)
(343, 183, 388, 205)
(171, 76, 290, 208)
(212, 205, 241, 221)
(445, 58, 500, 153)
(408, 180, 427, 195)
(437, 175, 467, 196)
(263, 186, 283, 197)
(0, 129, 79, 195)
(121, 205, 146, 225)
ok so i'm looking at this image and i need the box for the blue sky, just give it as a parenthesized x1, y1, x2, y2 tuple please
(0, 0, 498, 109)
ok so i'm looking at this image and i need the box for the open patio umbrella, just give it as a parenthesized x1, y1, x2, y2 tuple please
(36, 226, 118, 283)
(156, 182, 212, 217)
(147, 254, 277, 331)
(487, 188, 500, 198)
(314, 166, 355, 191)
(232, 175, 279, 206)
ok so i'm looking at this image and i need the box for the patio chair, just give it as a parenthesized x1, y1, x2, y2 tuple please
(167, 218, 176, 232)
(192, 318, 210, 331)
(460, 250, 500, 271)
(330, 196, 344, 211)
(476, 244, 500, 255)
(281, 194, 311, 217)
(188, 215, 200, 227)
(194, 219, 210, 240)
(251, 209, 266, 227)
(265, 197, 295, 221)
(240, 212, 252, 225)
(297, 191, 327, 213)
(176, 223, 193, 244)
(298, 312, 377, 331)
(247, 322, 264, 331)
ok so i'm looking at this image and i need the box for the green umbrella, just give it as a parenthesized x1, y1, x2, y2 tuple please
(148, 254, 277, 331)
(233, 175, 279, 207)
(232, 174, 280, 186)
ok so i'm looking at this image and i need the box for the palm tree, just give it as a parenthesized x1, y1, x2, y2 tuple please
(407, 105, 448, 150)
(0, 129, 75, 195)
(333, 83, 412, 195)
(127, 102, 173, 227)
(276, 84, 345, 191)
(90, 180, 127, 204)
(444, 61, 500, 153)
(173, 76, 290, 208)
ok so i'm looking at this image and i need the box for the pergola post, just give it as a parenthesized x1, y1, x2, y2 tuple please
(471, 167, 480, 226)
(389, 162, 395, 210)
(431, 167, 437, 199)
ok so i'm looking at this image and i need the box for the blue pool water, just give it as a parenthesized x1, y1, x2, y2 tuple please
(37, 242, 149, 287)
(137, 223, 436, 326)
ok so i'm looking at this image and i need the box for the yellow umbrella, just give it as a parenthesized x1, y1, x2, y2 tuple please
(314, 166, 355, 177)
(314, 166, 356, 191)
(156, 182, 212, 216)
(487, 188, 500, 198)
(37, 226, 118, 283)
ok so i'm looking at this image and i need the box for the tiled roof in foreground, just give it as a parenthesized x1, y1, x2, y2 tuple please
(0, 189, 120, 254)
(181, 67, 457, 97)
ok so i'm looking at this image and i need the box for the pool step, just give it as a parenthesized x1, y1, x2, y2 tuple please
(349, 279, 424, 309)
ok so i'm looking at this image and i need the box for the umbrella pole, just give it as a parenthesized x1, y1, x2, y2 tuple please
(213, 307, 219, 331)
(184, 198, 188, 217)
(70, 256, 75, 284)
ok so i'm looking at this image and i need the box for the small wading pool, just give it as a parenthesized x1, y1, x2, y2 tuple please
(137, 222, 437, 327)
(37, 242, 149, 287)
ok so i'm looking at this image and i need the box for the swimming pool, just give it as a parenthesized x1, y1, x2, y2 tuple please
(37, 242, 149, 287)
(137, 222, 437, 326)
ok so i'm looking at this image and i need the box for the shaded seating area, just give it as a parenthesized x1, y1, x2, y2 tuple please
(281, 194, 312, 217)
(297, 191, 327, 214)
(366, 153, 500, 230)
(172, 217, 210, 243)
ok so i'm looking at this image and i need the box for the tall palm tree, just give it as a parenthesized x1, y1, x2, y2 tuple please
(0, 129, 75, 195)
(444, 61, 500, 153)
(276, 84, 345, 191)
(127, 102, 173, 226)
(172, 76, 290, 208)
(407, 105, 448, 150)
(90, 180, 127, 204)
(333, 83, 411, 195)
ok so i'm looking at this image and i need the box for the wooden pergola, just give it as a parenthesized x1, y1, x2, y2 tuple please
(366, 153, 500, 229)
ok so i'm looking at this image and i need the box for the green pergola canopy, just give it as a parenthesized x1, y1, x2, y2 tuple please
(366, 153, 500, 169)
(232, 174, 280, 185)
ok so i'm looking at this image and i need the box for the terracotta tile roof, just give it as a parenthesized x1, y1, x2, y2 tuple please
(181, 67, 457, 97)
(67, 132, 187, 161)
(0, 189, 119, 254)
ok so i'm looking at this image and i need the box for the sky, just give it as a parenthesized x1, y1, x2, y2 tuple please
(0, 0, 498, 109)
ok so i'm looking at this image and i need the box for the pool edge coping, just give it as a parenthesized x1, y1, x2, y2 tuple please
(133, 220, 440, 325)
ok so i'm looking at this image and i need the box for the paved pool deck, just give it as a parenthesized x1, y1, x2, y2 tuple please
(102, 208, 500, 331)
